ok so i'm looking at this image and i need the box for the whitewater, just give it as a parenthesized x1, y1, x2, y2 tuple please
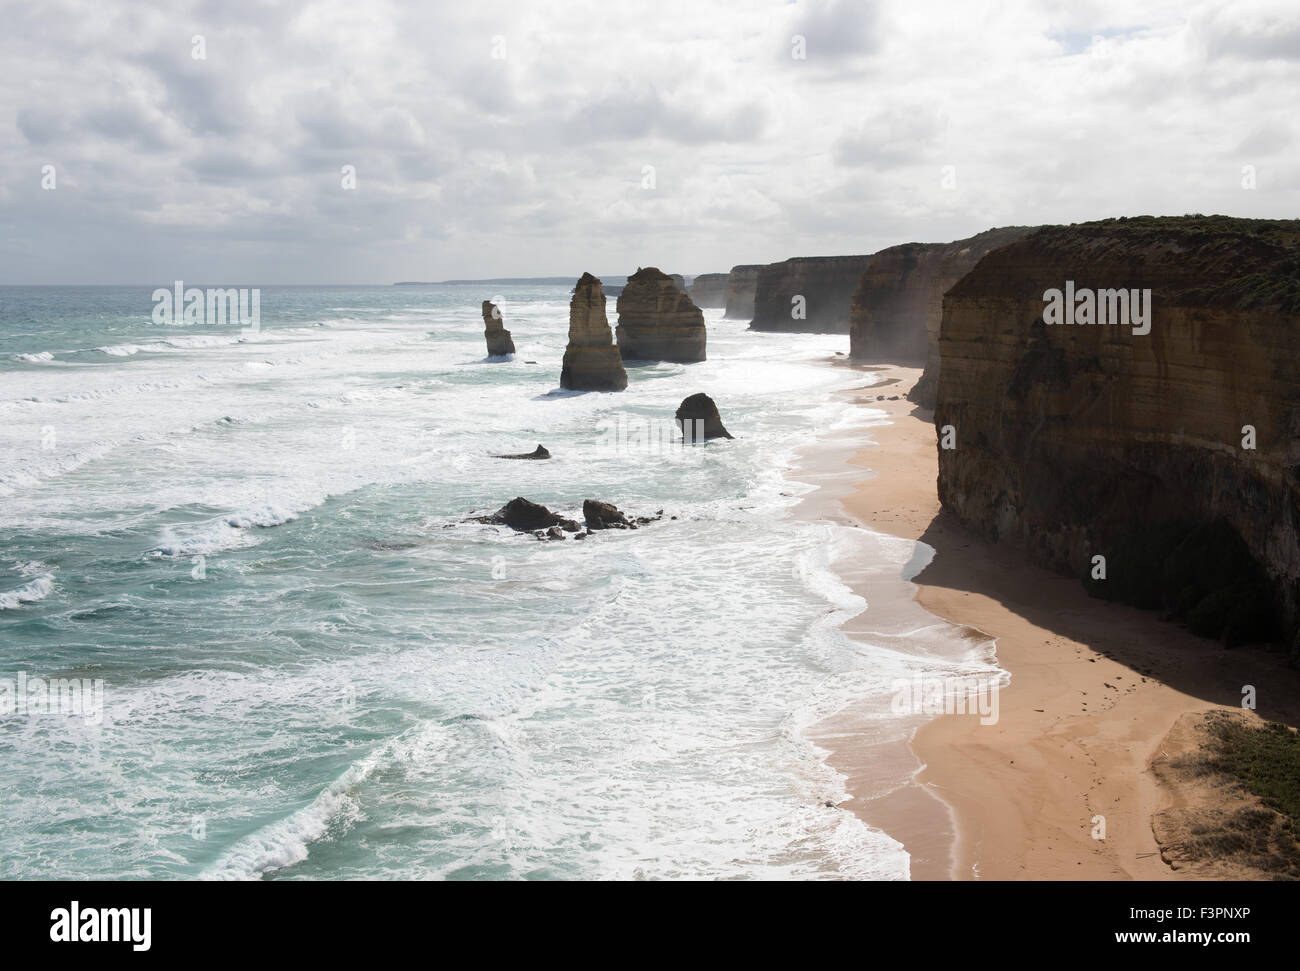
(0, 283, 974, 880)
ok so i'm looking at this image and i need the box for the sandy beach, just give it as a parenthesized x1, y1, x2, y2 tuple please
(810, 364, 1300, 881)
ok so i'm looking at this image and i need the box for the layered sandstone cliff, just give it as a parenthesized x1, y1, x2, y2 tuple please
(481, 300, 516, 357)
(849, 228, 1033, 382)
(615, 267, 707, 363)
(934, 215, 1300, 647)
(560, 272, 627, 391)
(748, 256, 874, 333)
(689, 273, 728, 308)
(724, 265, 762, 320)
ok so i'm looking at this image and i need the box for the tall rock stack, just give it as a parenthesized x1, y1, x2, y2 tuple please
(560, 273, 628, 391)
(615, 267, 707, 363)
(724, 264, 762, 320)
(481, 300, 516, 357)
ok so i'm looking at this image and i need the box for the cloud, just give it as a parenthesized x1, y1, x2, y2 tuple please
(0, 0, 1296, 283)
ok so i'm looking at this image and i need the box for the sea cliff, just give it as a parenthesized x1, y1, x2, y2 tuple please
(934, 215, 1300, 649)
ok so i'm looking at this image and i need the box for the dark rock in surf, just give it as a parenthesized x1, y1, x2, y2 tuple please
(584, 499, 633, 530)
(494, 444, 551, 460)
(477, 497, 574, 532)
(482, 301, 516, 357)
(675, 393, 733, 442)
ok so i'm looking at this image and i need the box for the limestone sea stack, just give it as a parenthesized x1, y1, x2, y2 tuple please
(748, 255, 875, 333)
(675, 392, 733, 441)
(689, 273, 728, 308)
(724, 264, 762, 320)
(934, 215, 1300, 651)
(481, 301, 516, 357)
(560, 273, 628, 391)
(615, 267, 707, 363)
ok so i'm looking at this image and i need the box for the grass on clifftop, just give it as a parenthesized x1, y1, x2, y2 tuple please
(1039, 214, 1300, 313)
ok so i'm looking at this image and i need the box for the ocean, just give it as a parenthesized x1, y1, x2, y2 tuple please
(0, 283, 979, 880)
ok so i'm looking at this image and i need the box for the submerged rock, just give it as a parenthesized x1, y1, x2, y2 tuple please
(615, 267, 707, 363)
(482, 301, 516, 357)
(675, 392, 733, 441)
(494, 444, 551, 460)
(560, 273, 628, 391)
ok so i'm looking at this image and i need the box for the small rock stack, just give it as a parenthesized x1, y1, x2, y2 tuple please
(482, 301, 516, 357)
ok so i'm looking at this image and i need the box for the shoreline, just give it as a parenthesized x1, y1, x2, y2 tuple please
(802, 363, 1300, 880)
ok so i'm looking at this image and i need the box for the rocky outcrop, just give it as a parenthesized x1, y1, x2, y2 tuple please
(615, 267, 707, 363)
(494, 445, 550, 460)
(481, 301, 516, 357)
(689, 273, 728, 308)
(675, 393, 733, 441)
(583, 500, 664, 530)
(560, 273, 628, 391)
(934, 215, 1300, 648)
(724, 265, 762, 320)
(748, 256, 874, 333)
(584, 500, 632, 529)
(477, 497, 580, 532)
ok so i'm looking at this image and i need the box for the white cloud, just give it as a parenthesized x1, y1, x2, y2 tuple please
(0, 0, 1296, 283)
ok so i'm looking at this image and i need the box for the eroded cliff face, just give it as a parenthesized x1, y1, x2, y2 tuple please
(689, 273, 728, 308)
(560, 272, 627, 391)
(724, 264, 762, 320)
(849, 228, 1034, 380)
(615, 267, 707, 363)
(748, 256, 874, 333)
(935, 216, 1300, 642)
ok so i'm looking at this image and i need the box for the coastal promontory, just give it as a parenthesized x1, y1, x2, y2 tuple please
(934, 216, 1300, 650)
(748, 256, 874, 333)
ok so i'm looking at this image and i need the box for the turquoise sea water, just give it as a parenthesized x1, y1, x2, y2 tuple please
(0, 283, 964, 879)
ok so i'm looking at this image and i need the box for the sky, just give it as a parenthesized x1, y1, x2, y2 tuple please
(0, 0, 1297, 284)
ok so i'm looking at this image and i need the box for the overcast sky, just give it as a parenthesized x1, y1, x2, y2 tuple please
(1, 0, 1296, 284)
